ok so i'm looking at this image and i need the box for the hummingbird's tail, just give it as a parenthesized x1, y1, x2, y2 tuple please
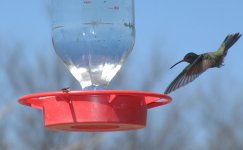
(218, 33, 241, 56)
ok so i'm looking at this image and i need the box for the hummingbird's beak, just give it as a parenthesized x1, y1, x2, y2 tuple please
(170, 60, 185, 69)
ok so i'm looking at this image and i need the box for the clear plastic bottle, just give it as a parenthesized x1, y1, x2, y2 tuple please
(52, 0, 135, 90)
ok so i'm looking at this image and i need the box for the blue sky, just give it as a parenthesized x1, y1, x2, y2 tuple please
(1, 0, 243, 148)
(0, 0, 242, 95)
(135, 0, 243, 93)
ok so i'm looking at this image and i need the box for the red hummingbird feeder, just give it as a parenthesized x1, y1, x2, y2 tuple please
(18, 0, 172, 132)
(19, 91, 171, 132)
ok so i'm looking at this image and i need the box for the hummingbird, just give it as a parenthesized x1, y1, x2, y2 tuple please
(165, 33, 241, 94)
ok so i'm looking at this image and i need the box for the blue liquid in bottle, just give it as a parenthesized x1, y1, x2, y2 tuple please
(52, 0, 135, 90)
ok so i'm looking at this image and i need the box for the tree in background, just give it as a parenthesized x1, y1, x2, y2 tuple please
(1, 40, 243, 150)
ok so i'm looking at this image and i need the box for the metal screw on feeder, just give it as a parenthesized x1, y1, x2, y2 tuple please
(18, 0, 172, 132)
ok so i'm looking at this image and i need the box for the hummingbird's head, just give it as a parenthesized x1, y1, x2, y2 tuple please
(183, 52, 199, 63)
(170, 52, 199, 69)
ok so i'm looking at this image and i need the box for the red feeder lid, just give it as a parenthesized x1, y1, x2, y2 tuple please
(18, 90, 172, 132)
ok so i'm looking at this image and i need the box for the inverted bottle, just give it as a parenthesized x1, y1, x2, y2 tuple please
(51, 0, 135, 90)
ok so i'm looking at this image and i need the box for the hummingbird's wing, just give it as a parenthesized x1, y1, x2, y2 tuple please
(165, 55, 213, 94)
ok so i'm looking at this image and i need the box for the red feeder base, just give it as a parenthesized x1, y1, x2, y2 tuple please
(18, 90, 172, 132)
